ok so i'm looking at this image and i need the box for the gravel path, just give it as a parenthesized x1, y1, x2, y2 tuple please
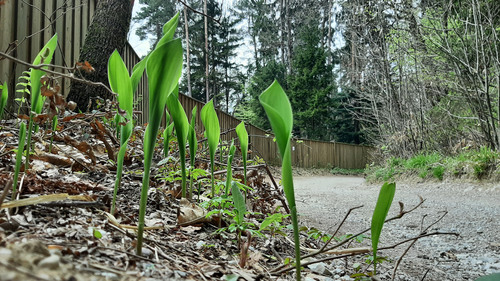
(294, 176, 500, 281)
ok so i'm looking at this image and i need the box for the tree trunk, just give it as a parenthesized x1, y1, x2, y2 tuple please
(184, 6, 192, 97)
(67, 0, 133, 112)
(204, 0, 209, 103)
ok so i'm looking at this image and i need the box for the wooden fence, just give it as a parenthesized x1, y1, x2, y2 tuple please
(0, 0, 374, 169)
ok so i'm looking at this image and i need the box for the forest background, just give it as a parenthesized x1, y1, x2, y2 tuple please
(131, 0, 500, 159)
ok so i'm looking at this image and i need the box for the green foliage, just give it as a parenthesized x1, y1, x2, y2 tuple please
(235, 121, 249, 200)
(163, 110, 174, 157)
(188, 106, 198, 198)
(49, 116, 58, 153)
(330, 167, 365, 176)
(201, 99, 220, 197)
(259, 212, 290, 237)
(137, 13, 183, 256)
(371, 182, 396, 275)
(25, 34, 58, 171)
(225, 140, 236, 196)
(259, 80, 301, 280)
(0, 82, 7, 119)
(108, 49, 136, 214)
(166, 88, 190, 198)
(287, 22, 335, 141)
(13, 122, 26, 199)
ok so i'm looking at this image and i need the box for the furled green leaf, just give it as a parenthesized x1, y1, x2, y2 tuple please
(131, 56, 148, 94)
(371, 182, 396, 274)
(157, 12, 180, 49)
(201, 99, 220, 196)
(138, 14, 182, 256)
(235, 122, 248, 187)
(166, 86, 190, 198)
(0, 82, 8, 119)
(225, 140, 236, 196)
(231, 181, 246, 225)
(259, 80, 301, 280)
(188, 106, 198, 199)
(31, 34, 58, 114)
(163, 109, 174, 158)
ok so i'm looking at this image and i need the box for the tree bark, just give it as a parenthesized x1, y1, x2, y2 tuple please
(67, 0, 133, 112)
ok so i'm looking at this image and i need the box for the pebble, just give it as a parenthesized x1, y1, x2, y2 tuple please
(38, 254, 60, 270)
(309, 262, 332, 276)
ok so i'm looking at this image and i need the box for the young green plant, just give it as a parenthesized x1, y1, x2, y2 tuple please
(201, 100, 220, 197)
(0, 82, 8, 120)
(25, 34, 58, 170)
(259, 80, 302, 280)
(166, 88, 190, 198)
(49, 116, 57, 153)
(163, 109, 174, 157)
(371, 182, 396, 275)
(13, 122, 26, 199)
(188, 106, 198, 199)
(225, 140, 236, 196)
(235, 122, 248, 199)
(137, 13, 183, 255)
(108, 50, 137, 214)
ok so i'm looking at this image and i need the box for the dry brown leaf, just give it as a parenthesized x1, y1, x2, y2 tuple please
(1, 193, 93, 209)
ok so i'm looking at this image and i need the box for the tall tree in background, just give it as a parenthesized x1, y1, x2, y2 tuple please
(288, 22, 335, 141)
(133, 0, 177, 51)
(67, 0, 133, 111)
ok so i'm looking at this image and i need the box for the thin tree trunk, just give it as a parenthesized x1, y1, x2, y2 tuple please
(204, 0, 209, 102)
(184, 6, 192, 97)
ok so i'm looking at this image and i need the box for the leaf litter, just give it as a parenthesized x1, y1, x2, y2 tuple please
(0, 112, 300, 281)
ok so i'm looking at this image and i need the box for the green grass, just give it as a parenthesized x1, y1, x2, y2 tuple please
(366, 147, 500, 182)
(330, 167, 365, 176)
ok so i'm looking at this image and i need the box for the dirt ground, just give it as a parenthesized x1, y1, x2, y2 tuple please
(293, 175, 500, 281)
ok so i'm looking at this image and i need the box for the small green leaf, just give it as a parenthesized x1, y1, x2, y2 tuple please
(93, 228, 103, 239)
(231, 181, 246, 225)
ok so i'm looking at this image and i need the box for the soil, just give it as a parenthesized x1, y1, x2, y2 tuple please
(294, 175, 500, 281)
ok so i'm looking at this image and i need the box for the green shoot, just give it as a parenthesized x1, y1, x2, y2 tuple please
(201, 99, 220, 197)
(166, 88, 190, 198)
(13, 122, 26, 199)
(163, 109, 174, 157)
(259, 80, 301, 280)
(225, 140, 236, 196)
(188, 106, 198, 199)
(108, 49, 135, 215)
(25, 34, 58, 170)
(235, 122, 248, 199)
(137, 12, 182, 256)
(371, 182, 395, 274)
(0, 82, 7, 120)
(49, 115, 57, 153)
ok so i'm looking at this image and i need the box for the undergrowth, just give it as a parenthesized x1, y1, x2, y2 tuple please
(365, 147, 500, 182)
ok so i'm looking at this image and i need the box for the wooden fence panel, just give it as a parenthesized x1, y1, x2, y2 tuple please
(0, 0, 374, 169)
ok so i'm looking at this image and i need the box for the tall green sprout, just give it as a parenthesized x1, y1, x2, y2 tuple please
(13, 122, 26, 199)
(235, 122, 248, 199)
(201, 100, 220, 197)
(0, 82, 8, 120)
(137, 13, 183, 255)
(166, 88, 189, 198)
(49, 116, 57, 153)
(188, 106, 198, 199)
(25, 34, 58, 170)
(163, 110, 174, 157)
(225, 140, 236, 196)
(371, 182, 395, 274)
(108, 50, 135, 214)
(259, 80, 301, 280)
